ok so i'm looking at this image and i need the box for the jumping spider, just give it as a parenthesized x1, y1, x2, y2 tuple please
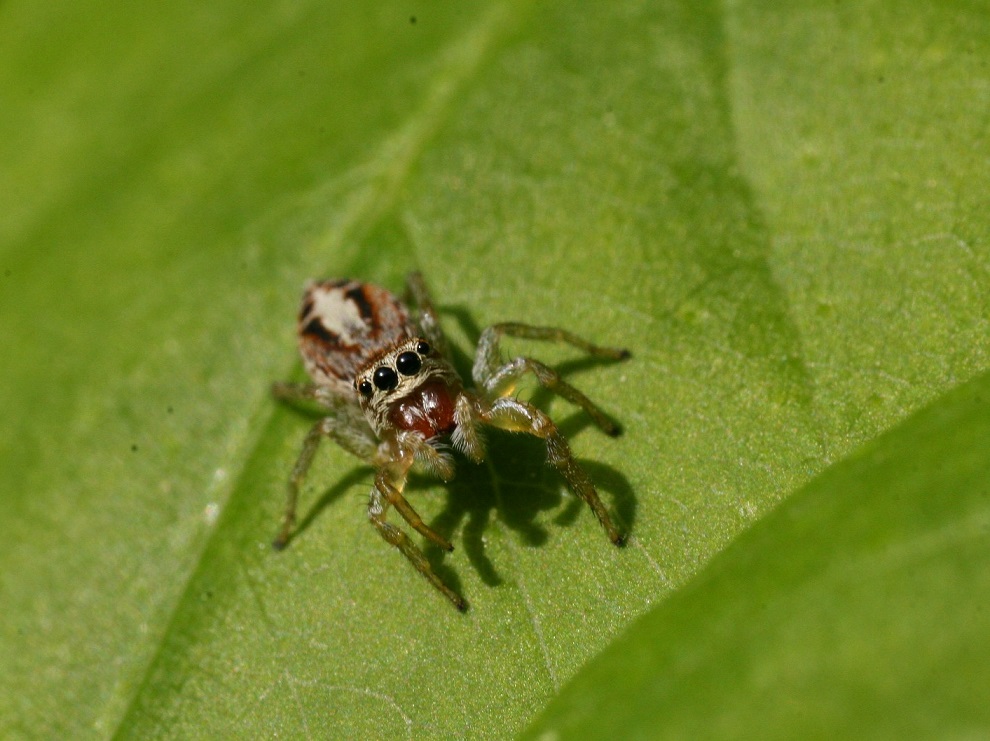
(272, 272, 630, 611)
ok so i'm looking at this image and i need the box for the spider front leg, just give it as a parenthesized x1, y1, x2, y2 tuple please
(271, 382, 377, 550)
(405, 271, 450, 358)
(473, 323, 629, 436)
(368, 452, 467, 611)
(469, 395, 626, 546)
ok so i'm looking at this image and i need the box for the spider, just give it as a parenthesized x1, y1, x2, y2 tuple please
(272, 272, 630, 610)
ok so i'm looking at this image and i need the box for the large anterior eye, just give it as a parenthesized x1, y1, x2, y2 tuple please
(373, 366, 399, 391)
(395, 350, 422, 376)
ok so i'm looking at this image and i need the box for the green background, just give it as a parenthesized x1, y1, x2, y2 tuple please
(1, 1, 987, 738)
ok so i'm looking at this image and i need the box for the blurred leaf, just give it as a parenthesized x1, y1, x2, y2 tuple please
(523, 368, 990, 740)
(0, 0, 986, 739)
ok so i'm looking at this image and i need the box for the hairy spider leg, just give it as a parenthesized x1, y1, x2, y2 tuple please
(473, 323, 629, 435)
(466, 395, 626, 545)
(369, 447, 467, 611)
(405, 271, 450, 359)
(271, 382, 377, 549)
(272, 381, 465, 608)
(469, 324, 629, 544)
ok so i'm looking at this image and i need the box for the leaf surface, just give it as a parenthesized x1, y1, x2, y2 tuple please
(0, 0, 986, 738)
(523, 368, 990, 739)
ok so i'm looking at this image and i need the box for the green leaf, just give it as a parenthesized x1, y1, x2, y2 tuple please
(523, 368, 990, 740)
(0, 0, 986, 739)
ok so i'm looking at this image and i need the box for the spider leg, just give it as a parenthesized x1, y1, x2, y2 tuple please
(272, 381, 361, 410)
(369, 458, 466, 611)
(272, 382, 376, 457)
(452, 394, 486, 462)
(471, 395, 625, 546)
(374, 468, 453, 551)
(472, 323, 629, 436)
(272, 385, 377, 550)
(394, 429, 456, 481)
(406, 271, 451, 358)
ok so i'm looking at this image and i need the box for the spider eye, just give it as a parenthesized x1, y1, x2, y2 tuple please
(358, 379, 373, 398)
(416, 340, 431, 355)
(396, 351, 422, 376)
(373, 366, 399, 391)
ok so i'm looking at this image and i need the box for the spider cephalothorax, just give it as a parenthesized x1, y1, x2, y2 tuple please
(273, 272, 630, 610)
(353, 336, 462, 441)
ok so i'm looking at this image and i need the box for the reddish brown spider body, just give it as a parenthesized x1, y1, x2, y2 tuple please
(273, 272, 630, 611)
(387, 380, 460, 438)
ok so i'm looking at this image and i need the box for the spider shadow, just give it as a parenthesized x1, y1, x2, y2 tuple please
(413, 415, 636, 593)
(272, 466, 372, 550)
(275, 426, 633, 601)
(408, 305, 636, 594)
